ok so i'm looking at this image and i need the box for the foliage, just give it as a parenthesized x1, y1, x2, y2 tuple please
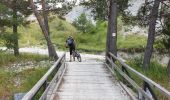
(153, 38, 165, 50)
(137, 1, 152, 27)
(81, 0, 108, 20)
(50, 0, 77, 17)
(72, 13, 95, 33)
(117, 34, 147, 50)
(0, 3, 12, 27)
(0, 0, 32, 56)
(0, 52, 50, 99)
(162, 17, 170, 76)
(74, 20, 147, 52)
(81, 0, 130, 20)
(162, 18, 170, 51)
(0, 67, 49, 99)
(1, 33, 19, 49)
(2, 15, 149, 53)
(0, 51, 48, 68)
(137, 0, 170, 29)
(0, 0, 31, 27)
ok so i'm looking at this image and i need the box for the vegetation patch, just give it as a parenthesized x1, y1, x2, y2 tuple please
(127, 57, 170, 99)
(0, 51, 48, 68)
(1, 15, 149, 53)
(0, 52, 51, 99)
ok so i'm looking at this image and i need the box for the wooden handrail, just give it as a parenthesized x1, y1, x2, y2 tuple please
(22, 53, 66, 100)
(108, 52, 170, 99)
(39, 62, 66, 100)
(106, 57, 153, 100)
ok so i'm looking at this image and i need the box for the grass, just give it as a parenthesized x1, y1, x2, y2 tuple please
(117, 34, 147, 49)
(0, 52, 51, 99)
(0, 51, 49, 68)
(3, 15, 77, 48)
(126, 57, 170, 99)
(1, 15, 148, 53)
(0, 67, 49, 99)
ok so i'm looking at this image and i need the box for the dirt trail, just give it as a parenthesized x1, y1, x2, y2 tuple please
(19, 47, 105, 62)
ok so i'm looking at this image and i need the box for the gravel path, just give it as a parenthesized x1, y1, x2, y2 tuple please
(18, 47, 105, 62)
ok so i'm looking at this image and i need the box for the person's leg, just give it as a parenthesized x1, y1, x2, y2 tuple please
(72, 45, 75, 61)
(69, 47, 72, 62)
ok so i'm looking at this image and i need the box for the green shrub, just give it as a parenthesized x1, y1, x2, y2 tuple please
(0, 52, 48, 68)
(72, 13, 95, 33)
(0, 52, 50, 99)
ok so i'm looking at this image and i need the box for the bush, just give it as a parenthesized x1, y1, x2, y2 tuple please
(72, 13, 95, 33)
(1, 33, 19, 49)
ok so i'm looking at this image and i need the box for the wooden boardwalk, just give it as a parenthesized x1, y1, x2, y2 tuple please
(48, 62, 131, 100)
(22, 53, 170, 100)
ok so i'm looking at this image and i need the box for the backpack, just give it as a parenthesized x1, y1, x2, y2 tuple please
(67, 38, 73, 45)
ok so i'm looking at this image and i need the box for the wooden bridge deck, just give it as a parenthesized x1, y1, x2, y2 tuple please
(22, 53, 170, 100)
(47, 62, 131, 100)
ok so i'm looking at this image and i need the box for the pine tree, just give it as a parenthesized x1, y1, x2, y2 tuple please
(143, 0, 161, 69)
(0, 0, 31, 56)
(30, 0, 58, 60)
(162, 17, 170, 76)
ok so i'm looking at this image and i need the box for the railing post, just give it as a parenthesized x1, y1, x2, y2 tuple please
(121, 63, 133, 87)
(137, 90, 144, 100)
(121, 65, 126, 84)
(43, 80, 47, 91)
(143, 81, 157, 100)
(106, 52, 110, 64)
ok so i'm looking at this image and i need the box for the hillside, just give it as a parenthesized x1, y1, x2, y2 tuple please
(0, 15, 148, 53)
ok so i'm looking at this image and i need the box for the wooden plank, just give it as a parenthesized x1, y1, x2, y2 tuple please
(55, 95, 130, 100)
(64, 72, 112, 76)
(48, 64, 67, 100)
(63, 75, 114, 83)
(58, 83, 117, 89)
(53, 62, 131, 100)
(57, 91, 128, 98)
(66, 67, 107, 71)
(66, 62, 104, 65)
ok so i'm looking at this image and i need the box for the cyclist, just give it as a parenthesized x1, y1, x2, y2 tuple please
(65, 36, 75, 62)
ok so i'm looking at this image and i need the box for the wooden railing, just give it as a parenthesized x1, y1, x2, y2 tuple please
(22, 53, 66, 100)
(106, 52, 170, 100)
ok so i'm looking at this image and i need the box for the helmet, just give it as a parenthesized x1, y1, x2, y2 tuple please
(68, 36, 73, 38)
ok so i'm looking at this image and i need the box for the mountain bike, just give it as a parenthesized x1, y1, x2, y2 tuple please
(72, 50, 81, 62)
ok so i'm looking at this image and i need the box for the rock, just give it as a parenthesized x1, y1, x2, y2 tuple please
(14, 93, 26, 100)
(160, 56, 169, 65)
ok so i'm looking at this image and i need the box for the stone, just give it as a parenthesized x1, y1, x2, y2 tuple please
(14, 93, 26, 100)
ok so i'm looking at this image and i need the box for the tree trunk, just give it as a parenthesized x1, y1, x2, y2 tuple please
(13, 3, 19, 56)
(41, 0, 49, 34)
(30, 0, 58, 60)
(143, 0, 160, 70)
(106, 0, 117, 59)
(168, 58, 170, 77)
(41, 0, 53, 58)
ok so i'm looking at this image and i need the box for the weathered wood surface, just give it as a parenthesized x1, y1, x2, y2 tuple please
(49, 62, 131, 100)
(22, 53, 65, 100)
(109, 52, 170, 99)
